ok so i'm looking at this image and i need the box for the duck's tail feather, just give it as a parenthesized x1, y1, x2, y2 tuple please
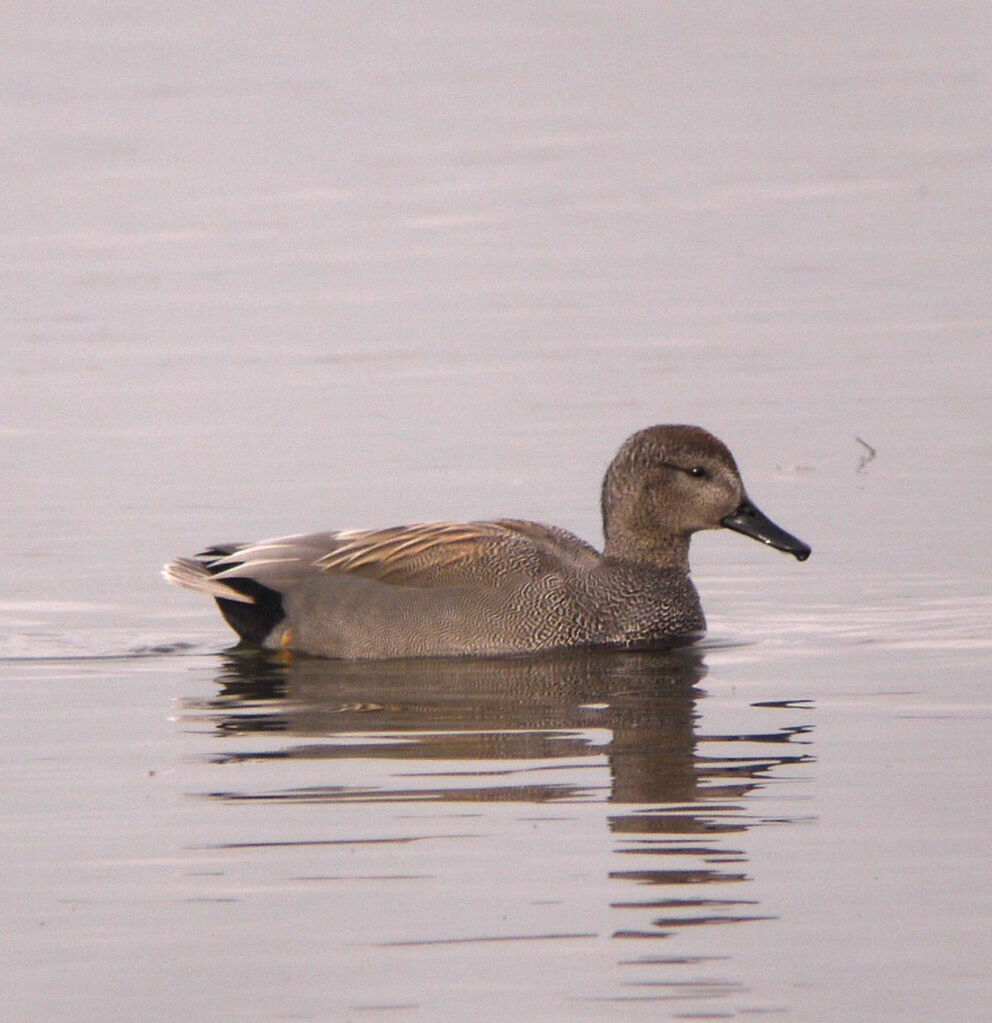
(162, 554, 286, 646)
(162, 557, 255, 603)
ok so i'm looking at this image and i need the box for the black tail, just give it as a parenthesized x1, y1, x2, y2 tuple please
(198, 545, 287, 646)
(214, 582, 285, 646)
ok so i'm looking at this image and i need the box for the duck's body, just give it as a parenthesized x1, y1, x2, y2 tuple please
(164, 425, 810, 659)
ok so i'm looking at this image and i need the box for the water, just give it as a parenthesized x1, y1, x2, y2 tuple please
(2, 3, 990, 1020)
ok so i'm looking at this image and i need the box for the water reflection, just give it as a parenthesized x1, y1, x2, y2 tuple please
(181, 645, 813, 960)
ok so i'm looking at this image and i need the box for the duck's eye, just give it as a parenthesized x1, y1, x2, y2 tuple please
(687, 466, 709, 479)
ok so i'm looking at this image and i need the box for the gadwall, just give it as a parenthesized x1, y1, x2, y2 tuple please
(164, 425, 810, 659)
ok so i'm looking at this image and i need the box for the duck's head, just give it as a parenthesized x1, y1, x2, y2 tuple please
(601, 425, 811, 567)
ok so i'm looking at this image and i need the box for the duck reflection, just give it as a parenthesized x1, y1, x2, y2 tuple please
(183, 646, 813, 950)
(187, 644, 810, 818)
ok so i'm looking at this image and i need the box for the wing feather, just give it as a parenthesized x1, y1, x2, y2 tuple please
(317, 522, 513, 579)
(168, 519, 599, 598)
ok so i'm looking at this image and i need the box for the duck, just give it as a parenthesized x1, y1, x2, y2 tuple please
(163, 424, 810, 659)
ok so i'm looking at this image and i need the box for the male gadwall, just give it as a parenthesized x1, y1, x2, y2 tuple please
(164, 425, 810, 659)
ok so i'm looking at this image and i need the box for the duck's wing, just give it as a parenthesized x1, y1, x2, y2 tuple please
(315, 522, 515, 582)
(316, 519, 600, 583)
(165, 520, 599, 600)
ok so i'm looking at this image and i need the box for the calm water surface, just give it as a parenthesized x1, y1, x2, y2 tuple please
(3, 3, 990, 1021)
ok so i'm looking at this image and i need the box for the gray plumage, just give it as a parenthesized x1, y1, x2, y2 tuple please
(163, 425, 810, 659)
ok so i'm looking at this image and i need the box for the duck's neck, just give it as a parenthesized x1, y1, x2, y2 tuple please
(603, 530, 692, 570)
